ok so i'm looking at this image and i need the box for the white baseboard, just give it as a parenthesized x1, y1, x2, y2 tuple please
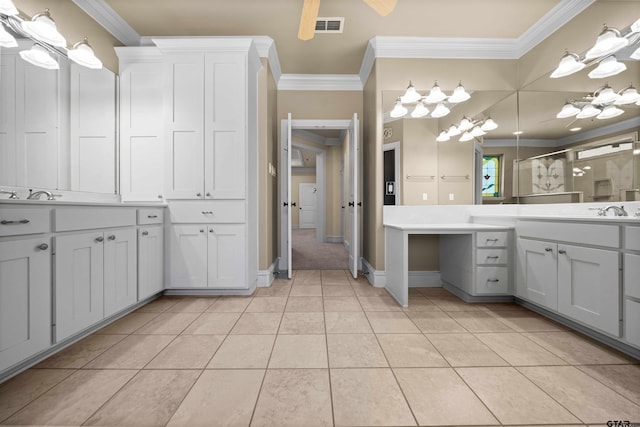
(343, 240, 351, 252)
(257, 259, 279, 287)
(326, 235, 342, 243)
(408, 271, 442, 287)
(361, 258, 386, 288)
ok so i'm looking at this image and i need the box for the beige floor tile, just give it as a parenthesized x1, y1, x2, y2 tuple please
(252, 369, 332, 427)
(321, 285, 355, 297)
(447, 311, 515, 332)
(426, 333, 508, 367)
(96, 312, 160, 334)
(331, 368, 416, 426)
(245, 296, 288, 313)
(166, 370, 264, 427)
(351, 283, 390, 297)
(165, 297, 216, 313)
(323, 296, 362, 312)
(269, 335, 328, 368)
(406, 311, 467, 333)
(479, 302, 528, 312)
(457, 367, 581, 425)
(489, 310, 566, 332)
(476, 333, 567, 366)
(231, 312, 282, 334)
(255, 283, 292, 297)
(35, 334, 125, 369)
(325, 311, 373, 333)
(519, 366, 640, 424)
(278, 312, 325, 334)
(84, 335, 174, 369)
(428, 296, 486, 312)
(133, 312, 200, 335)
(366, 311, 420, 333)
(576, 364, 640, 405)
(358, 295, 403, 311)
(377, 334, 448, 367)
(207, 335, 275, 369)
(0, 369, 74, 422)
(293, 271, 322, 286)
(3, 370, 136, 426)
(416, 287, 454, 297)
(136, 298, 178, 313)
(84, 370, 199, 427)
(206, 296, 252, 312)
(146, 335, 224, 369)
(182, 312, 241, 335)
(327, 334, 388, 367)
(395, 368, 499, 426)
(285, 296, 324, 312)
(524, 331, 633, 365)
(289, 284, 323, 296)
(321, 277, 351, 286)
(402, 296, 441, 312)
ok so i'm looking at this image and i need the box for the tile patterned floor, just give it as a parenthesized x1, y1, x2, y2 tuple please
(1, 269, 639, 427)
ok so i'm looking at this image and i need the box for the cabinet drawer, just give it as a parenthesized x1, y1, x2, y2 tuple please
(625, 253, 640, 299)
(0, 207, 51, 236)
(476, 231, 508, 247)
(54, 207, 136, 232)
(625, 226, 640, 251)
(625, 299, 640, 348)
(517, 220, 619, 248)
(477, 248, 508, 265)
(137, 208, 164, 225)
(168, 201, 245, 223)
(475, 267, 508, 294)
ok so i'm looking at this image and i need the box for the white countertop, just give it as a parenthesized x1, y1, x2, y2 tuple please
(384, 223, 511, 232)
(0, 200, 167, 208)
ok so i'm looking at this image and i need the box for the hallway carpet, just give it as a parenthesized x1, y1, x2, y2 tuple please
(292, 228, 348, 270)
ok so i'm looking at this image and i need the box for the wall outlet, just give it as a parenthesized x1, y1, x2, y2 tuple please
(422, 193, 428, 201)
(449, 193, 455, 201)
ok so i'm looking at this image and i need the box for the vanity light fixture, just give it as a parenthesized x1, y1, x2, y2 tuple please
(512, 131, 523, 136)
(631, 46, 640, 60)
(390, 97, 408, 118)
(436, 130, 450, 142)
(587, 55, 627, 79)
(459, 131, 474, 142)
(576, 104, 601, 119)
(470, 126, 486, 138)
(68, 37, 102, 69)
(0, 22, 17, 47)
(585, 25, 629, 59)
(424, 81, 448, 104)
(480, 117, 498, 131)
(556, 102, 580, 118)
(570, 127, 582, 132)
(19, 44, 59, 70)
(596, 104, 624, 120)
(615, 85, 640, 105)
(550, 51, 585, 78)
(591, 84, 620, 104)
(21, 9, 66, 47)
(410, 101, 429, 118)
(447, 124, 461, 137)
(457, 116, 473, 132)
(0, 0, 18, 16)
(447, 82, 471, 103)
(401, 81, 422, 103)
(430, 102, 450, 118)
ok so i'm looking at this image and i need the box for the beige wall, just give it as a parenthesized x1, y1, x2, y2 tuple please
(14, 0, 121, 72)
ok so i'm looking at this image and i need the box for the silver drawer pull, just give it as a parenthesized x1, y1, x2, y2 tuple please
(487, 279, 500, 283)
(95, 236, 104, 242)
(108, 235, 116, 241)
(545, 247, 553, 252)
(485, 238, 499, 242)
(1, 219, 30, 225)
(201, 211, 213, 215)
(142, 231, 149, 236)
(486, 255, 499, 259)
(558, 249, 567, 255)
(147, 215, 158, 218)
(200, 229, 205, 233)
(206, 192, 211, 197)
(37, 243, 48, 251)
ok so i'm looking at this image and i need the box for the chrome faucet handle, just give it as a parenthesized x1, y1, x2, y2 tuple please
(635, 208, 640, 218)
(588, 207, 606, 216)
(48, 194, 62, 201)
(0, 190, 18, 199)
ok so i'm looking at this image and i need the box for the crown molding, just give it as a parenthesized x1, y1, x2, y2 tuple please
(359, 39, 377, 88)
(251, 36, 282, 86)
(278, 74, 362, 91)
(114, 46, 162, 64)
(71, 0, 141, 46)
(153, 37, 254, 52)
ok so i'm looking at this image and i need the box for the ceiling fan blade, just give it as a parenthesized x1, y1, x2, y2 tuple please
(363, 0, 397, 16)
(298, 0, 321, 41)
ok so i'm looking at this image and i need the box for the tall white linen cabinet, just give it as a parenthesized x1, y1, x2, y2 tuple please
(117, 38, 261, 292)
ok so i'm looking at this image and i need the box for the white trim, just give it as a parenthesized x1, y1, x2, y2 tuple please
(291, 119, 352, 130)
(278, 74, 363, 91)
(359, 39, 377, 88)
(251, 36, 282, 86)
(71, 0, 141, 46)
(361, 258, 386, 288)
(371, 36, 519, 59)
(326, 236, 342, 243)
(408, 271, 442, 287)
(555, 116, 640, 147)
(293, 129, 326, 145)
(114, 46, 162, 64)
(153, 37, 254, 52)
(257, 259, 279, 287)
(483, 138, 555, 148)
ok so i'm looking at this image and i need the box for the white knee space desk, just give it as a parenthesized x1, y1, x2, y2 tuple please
(384, 223, 513, 307)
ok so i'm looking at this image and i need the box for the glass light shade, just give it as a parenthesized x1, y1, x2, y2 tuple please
(436, 130, 450, 142)
(424, 82, 447, 104)
(615, 86, 640, 105)
(0, 23, 17, 48)
(480, 118, 498, 131)
(448, 83, 470, 103)
(596, 105, 624, 120)
(592, 85, 620, 105)
(631, 46, 640, 60)
(0, 0, 18, 15)
(459, 131, 474, 142)
(19, 44, 59, 70)
(390, 98, 407, 118)
(21, 9, 67, 47)
(630, 18, 640, 33)
(470, 126, 486, 137)
(556, 102, 580, 118)
(68, 38, 102, 69)
(430, 102, 450, 118)
(550, 52, 585, 78)
(447, 124, 461, 137)
(410, 101, 429, 118)
(401, 81, 421, 103)
(585, 27, 629, 59)
(458, 117, 473, 132)
(576, 104, 601, 119)
(588, 56, 627, 79)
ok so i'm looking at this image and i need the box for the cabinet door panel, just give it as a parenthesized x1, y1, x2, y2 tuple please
(0, 238, 50, 372)
(516, 238, 557, 310)
(167, 130, 203, 198)
(138, 226, 164, 300)
(204, 130, 245, 199)
(54, 232, 104, 342)
(169, 225, 207, 287)
(104, 229, 137, 317)
(558, 244, 620, 336)
(207, 225, 246, 289)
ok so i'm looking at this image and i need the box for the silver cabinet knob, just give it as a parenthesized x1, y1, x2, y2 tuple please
(200, 229, 205, 233)
(108, 235, 116, 241)
(37, 243, 48, 251)
(157, 195, 163, 199)
(209, 228, 213, 233)
(95, 236, 104, 242)
(545, 247, 553, 252)
(558, 249, 567, 255)
(142, 231, 149, 236)
(196, 193, 202, 197)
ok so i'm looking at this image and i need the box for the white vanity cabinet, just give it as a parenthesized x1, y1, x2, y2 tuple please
(0, 229, 51, 372)
(138, 208, 165, 300)
(516, 238, 558, 310)
(624, 226, 640, 348)
(475, 231, 509, 294)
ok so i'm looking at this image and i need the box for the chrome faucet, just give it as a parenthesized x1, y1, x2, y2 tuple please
(27, 189, 59, 200)
(0, 189, 18, 199)
(601, 205, 628, 217)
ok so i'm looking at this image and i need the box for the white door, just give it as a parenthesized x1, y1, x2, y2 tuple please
(348, 113, 359, 278)
(208, 224, 247, 288)
(103, 228, 137, 317)
(279, 114, 293, 279)
(299, 183, 317, 229)
(168, 225, 208, 287)
(516, 238, 558, 310)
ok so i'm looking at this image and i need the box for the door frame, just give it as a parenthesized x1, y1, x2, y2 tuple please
(383, 141, 401, 205)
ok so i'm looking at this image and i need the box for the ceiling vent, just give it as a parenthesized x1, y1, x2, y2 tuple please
(315, 17, 344, 34)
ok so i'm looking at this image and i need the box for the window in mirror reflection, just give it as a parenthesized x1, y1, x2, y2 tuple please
(482, 155, 501, 198)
